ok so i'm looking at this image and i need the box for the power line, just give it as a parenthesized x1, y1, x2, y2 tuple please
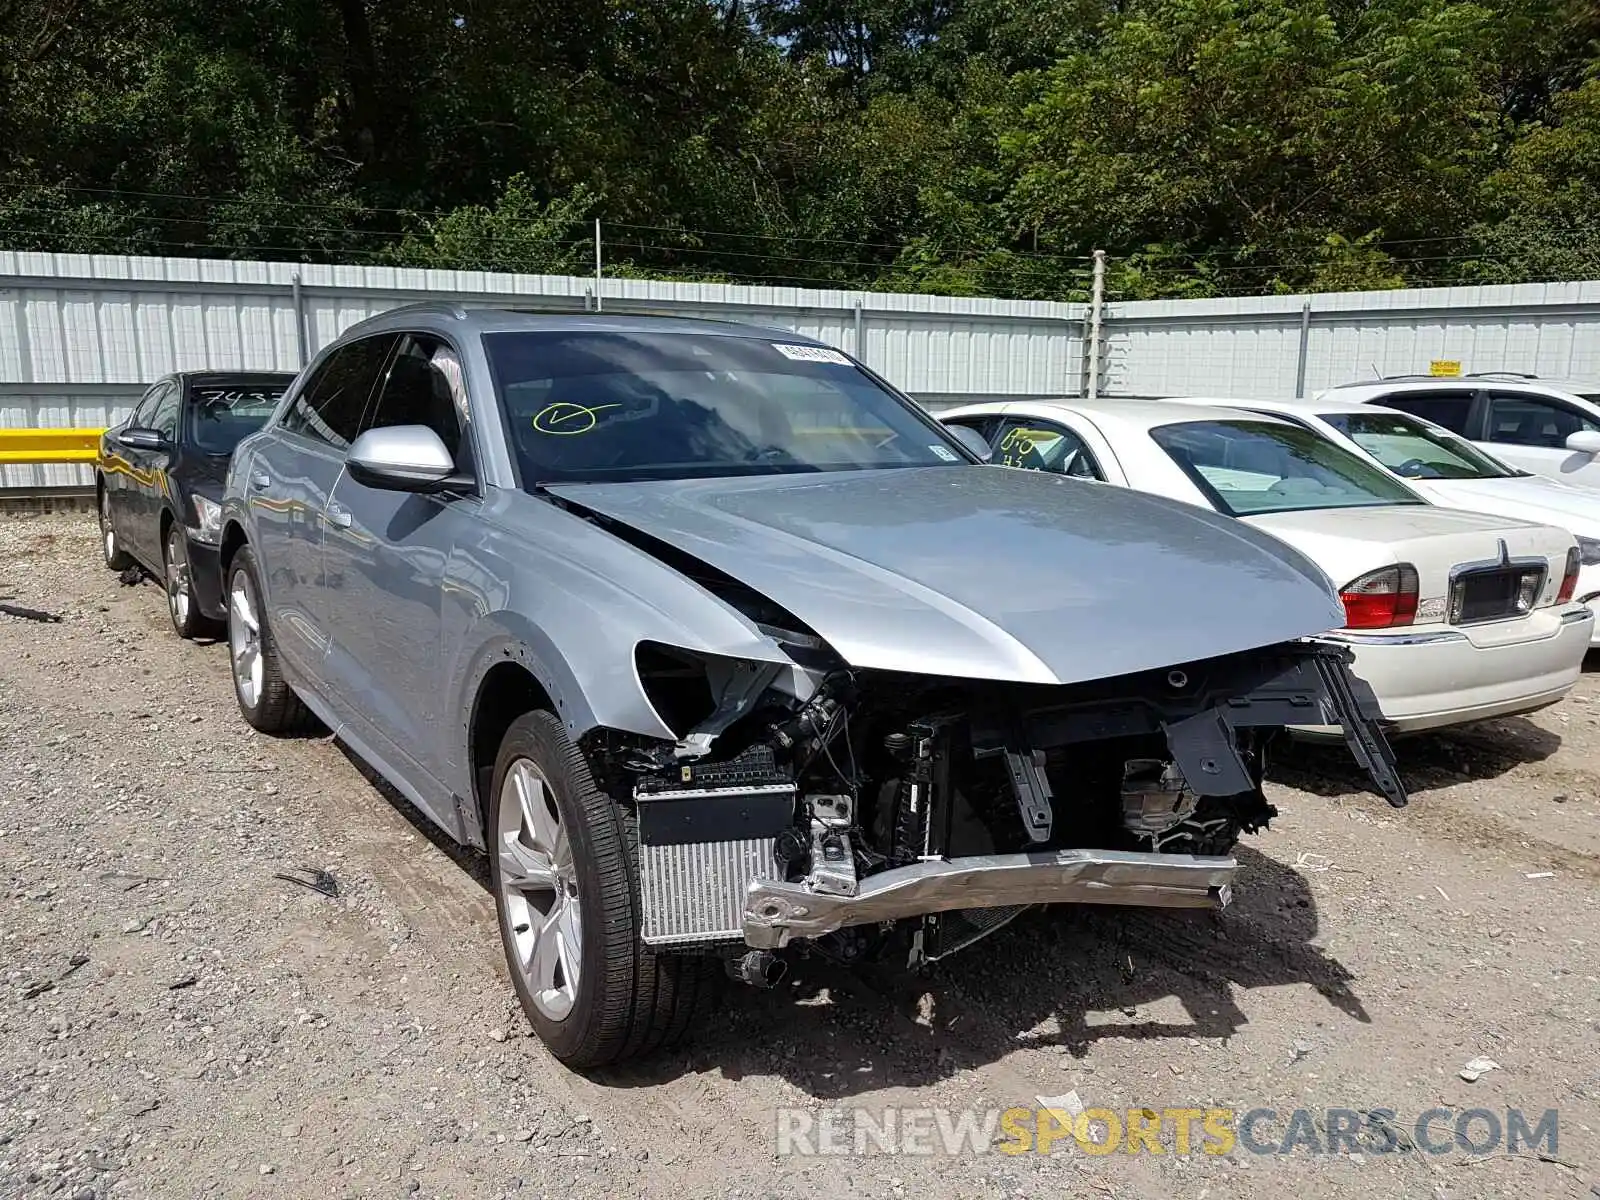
(1, 185, 1097, 267)
(0, 182, 453, 219)
(606, 239, 899, 274)
(596, 220, 1098, 265)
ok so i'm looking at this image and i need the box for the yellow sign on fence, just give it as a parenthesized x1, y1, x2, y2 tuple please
(1429, 360, 1463, 377)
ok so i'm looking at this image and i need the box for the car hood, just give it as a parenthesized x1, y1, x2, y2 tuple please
(1413, 474, 1600, 537)
(546, 467, 1345, 685)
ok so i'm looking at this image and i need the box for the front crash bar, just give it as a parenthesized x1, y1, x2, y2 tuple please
(742, 848, 1234, 949)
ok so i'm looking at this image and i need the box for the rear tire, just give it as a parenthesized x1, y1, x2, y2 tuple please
(488, 710, 716, 1068)
(225, 543, 312, 733)
(98, 482, 133, 571)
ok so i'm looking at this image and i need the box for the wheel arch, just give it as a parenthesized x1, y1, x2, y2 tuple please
(219, 520, 248, 578)
(467, 660, 557, 845)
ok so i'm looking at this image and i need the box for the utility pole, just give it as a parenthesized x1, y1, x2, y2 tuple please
(1085, 249, 1107, 399)
(1294, 297, 1312, 397)
(593, 219, 603, 312)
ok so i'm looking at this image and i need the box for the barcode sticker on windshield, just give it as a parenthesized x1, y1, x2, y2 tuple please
(772, 343, 851, 365)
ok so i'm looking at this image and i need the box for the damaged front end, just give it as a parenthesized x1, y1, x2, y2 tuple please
(587, 636, 1406, 979)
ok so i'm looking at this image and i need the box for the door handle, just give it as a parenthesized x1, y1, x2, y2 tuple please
(326, 502, 352, 529)
(251, 471, 271, 489)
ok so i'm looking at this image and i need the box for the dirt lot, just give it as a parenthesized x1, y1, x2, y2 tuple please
(2, 511, 1598, 1200)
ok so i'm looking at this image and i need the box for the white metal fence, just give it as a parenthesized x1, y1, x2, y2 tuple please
(4, 251, 1600, 491)
(1101, 280, 1600, 400)
(0, 251, 1084, 489)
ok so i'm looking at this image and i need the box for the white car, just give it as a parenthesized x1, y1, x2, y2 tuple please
(1158, 394, 1600, 646)
(940, 398, 1592, 734)
(1322, 375, 1600, 489)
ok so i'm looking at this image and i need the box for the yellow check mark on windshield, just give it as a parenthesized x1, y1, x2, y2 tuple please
(532, 402, 622, 435)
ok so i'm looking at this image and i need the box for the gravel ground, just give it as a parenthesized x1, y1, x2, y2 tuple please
(2, 510, 1598, 1200)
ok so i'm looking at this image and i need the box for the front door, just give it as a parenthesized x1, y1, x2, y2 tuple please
(250, 333, 396, 677)
(989, 415, 1110, 480)
(319, 332, 478, 818)
(1479, 390, 1600, 487)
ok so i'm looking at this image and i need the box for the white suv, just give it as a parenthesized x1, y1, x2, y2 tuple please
(1322, 375, 1600, 489)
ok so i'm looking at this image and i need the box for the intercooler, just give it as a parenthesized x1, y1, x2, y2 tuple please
(634, 757, 796, 947)
(639, 831, 784, 946)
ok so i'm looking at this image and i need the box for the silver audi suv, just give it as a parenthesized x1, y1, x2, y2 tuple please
(218, 305, 1403, 1067)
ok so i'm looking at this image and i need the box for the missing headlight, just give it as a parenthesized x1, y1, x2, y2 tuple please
(634, 642, 717, 737)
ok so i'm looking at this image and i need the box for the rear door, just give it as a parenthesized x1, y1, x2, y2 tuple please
(248, 333, 396, 677)
(1479, 390, 1600, 486)
(318, 332, 478, 814)
(124, 382, 182, 563)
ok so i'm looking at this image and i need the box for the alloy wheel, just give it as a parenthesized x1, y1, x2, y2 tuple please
(496, 758, 582, 1022)
(165, 528, 192, 629)
(100, 489, 117, 562)
(228, 568, 263, 709)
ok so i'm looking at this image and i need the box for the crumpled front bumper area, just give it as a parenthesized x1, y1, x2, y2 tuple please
(741, 848, 1235, 949)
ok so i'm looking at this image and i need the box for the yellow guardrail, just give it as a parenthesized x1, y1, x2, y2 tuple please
(0, 428, 105, 465)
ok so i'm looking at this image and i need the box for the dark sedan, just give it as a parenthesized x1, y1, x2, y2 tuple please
(97, 371, 296, 637)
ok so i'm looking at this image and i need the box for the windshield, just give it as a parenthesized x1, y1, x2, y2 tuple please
(483, 331, 969, 485)
(1150, 418, 1425, 516)
(187, 383, 289, 455)
(1319, 410, 1522, 480)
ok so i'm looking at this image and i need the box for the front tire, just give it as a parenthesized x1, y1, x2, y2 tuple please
(225, 544, 311, 733)
(488, 710, 715, 1068)
(163, 523, 216, 640)
(98, 482, 132, 571)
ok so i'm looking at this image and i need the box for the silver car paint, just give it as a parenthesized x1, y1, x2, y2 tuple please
(223, 308, 1351, 848)
(546, 467, 1344, 685)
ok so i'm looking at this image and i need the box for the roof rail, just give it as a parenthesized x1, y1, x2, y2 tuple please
(384, 300, 472, 320)
(1329, 371, 1556, 389)
(339, 301, 472, 337)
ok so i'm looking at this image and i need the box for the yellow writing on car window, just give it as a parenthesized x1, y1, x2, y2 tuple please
(998, 426, 1062, 469)
(531, 402, 621, 435)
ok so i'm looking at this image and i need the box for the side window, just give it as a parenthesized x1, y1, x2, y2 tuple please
(147, 384, 182, 440)
(280, 334, 397, 449)
(362, 334, 468, 464)
(1485, 392, 1600, 449)
(127, 382, 167, 429)
(1371, 391, 1472, 434)
(991, 417, 1105, 480)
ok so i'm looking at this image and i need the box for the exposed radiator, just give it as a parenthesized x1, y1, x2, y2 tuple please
(639, 835, 782, 947)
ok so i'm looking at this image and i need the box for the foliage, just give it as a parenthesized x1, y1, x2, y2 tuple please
(2, 0, 1599, 299)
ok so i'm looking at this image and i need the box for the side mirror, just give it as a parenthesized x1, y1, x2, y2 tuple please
(117, 427, 168, 452)
(945, 424, 993, 463)
(1566, 430, 1600, 455)
(346, 425, 465, 493)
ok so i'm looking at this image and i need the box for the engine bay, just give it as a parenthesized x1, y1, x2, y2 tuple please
(586, 636, 1406, 977)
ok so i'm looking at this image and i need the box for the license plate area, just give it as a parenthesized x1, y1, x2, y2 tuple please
(1450, 565, 1545, 625)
